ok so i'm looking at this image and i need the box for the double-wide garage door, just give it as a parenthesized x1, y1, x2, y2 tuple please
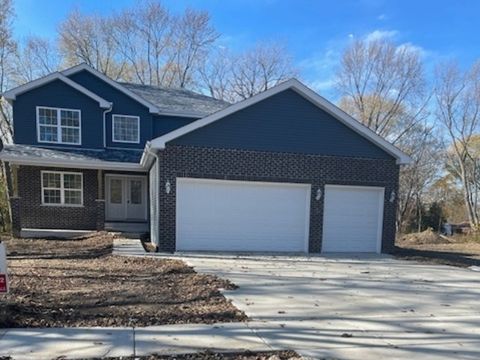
(176, 178, 311, 252)
(176, 179, 384, 253)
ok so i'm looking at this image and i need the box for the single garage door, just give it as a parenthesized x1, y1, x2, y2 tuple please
(176, 178, 311, 252)
(322, 185, 384, 253)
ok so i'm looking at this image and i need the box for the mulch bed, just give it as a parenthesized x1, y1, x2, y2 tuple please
(0, 232, 246, 328)
(83, 350, 301, 360)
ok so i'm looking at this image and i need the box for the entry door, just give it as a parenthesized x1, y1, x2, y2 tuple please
(106, 176, 146, 221)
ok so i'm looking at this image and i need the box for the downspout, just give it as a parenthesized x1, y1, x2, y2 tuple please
(102, 105, 113, 148)
(142, 142, 161, 252)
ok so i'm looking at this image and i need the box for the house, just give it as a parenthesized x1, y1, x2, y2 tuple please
(0, 63, 411, 253)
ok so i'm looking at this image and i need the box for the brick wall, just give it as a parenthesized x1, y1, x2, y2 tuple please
(17, 166, 99, 230)
(156, 145, 399, 253)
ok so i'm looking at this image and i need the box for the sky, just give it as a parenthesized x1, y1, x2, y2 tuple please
(11, 0, 480, 99)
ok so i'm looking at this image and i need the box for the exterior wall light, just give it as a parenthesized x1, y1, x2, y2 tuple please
(165, 180, 171, 194)
(316, 188, 322, 201)
(389, 190, 396, 203)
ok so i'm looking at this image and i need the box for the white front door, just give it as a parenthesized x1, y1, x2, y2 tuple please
(106, 176, 147, 221)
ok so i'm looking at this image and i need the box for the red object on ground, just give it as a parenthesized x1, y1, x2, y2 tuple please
(0, 274, 7, 293)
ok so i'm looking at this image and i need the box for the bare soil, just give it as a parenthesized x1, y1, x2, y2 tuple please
(395, 231, 480, 267)
(0, 232, 246, 328)
(83, 350, 301, 360)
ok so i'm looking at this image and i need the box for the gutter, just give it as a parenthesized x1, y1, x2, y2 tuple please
(102, 105, 113, 148)
(0, 155, 145, 172)
(140, 141, 161, 170)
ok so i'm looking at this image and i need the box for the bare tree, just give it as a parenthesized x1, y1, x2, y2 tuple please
(230, 42, 297, 100)
(0, 0, 15, 143)
(112, 1, 172, 85)
(336, 38, 428, 144)
(58, 9, 125, 79)
(0, 0, 16, 231)
(199, 47, 234, 101)
(167, 8, 219, 88)
(14, 36, 60, 84)
(396, 125, 443, 232)
(435, 61, 480, 229)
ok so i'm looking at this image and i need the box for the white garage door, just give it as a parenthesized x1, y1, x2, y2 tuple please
(176, 178, 311, 252)
(322, 185, 384, 253)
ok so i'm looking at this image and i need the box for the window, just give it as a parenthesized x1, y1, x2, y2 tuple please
(37, 107, 81, 145)
(41, 171, 83, 206)
(112, 115, 140, 143)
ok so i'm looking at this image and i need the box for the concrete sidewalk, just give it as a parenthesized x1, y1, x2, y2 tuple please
(0, 322, 272, 360)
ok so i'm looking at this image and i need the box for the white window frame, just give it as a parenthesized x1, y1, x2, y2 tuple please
(41, 171, 83, 207)
(112, 114, 140, 144)
(36, 106, 82, 145)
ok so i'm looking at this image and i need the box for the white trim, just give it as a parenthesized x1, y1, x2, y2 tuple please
(2, 72, 111, 108)
(175, 177, 311, 253)
(0, 154, 145, 171)
(61, 64, 160, 114)
(323, 184, 385, 254)
(112, 114, 140, 144)
(36, 106, 82, 145)
(41, 170, 84, 207)
(150, 79, 411, 165)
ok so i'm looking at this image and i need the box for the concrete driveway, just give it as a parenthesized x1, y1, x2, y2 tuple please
(180, 254, 480, 359)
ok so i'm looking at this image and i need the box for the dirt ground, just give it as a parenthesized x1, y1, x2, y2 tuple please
(395, 229, 480, 267)
(0, 232, 246, 328)
(83, 350, 301, 360)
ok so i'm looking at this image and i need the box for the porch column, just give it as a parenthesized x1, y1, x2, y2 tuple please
(10, 165, 21, 237)
(95, 169, 105, 231)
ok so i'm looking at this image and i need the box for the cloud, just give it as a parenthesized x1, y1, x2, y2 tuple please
(309, 79, 336, 92)
(397, 42, 429, 58)
(299, 44, 345, 100)
(364, 29, 399, 42)
(377, 13, 387, 21)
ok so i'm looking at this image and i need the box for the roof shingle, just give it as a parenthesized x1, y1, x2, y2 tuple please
(119, 82, 230, 117)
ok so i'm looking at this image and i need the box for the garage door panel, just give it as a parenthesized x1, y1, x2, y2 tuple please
(322, 185, 384, 253)
(176, 178, 310, 252)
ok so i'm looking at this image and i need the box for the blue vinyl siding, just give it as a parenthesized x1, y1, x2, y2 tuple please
(68, 70, 152, 149)
(171, 89, 394, 160)
(152, 115, 198, 138)
(13, 80, 104, 148)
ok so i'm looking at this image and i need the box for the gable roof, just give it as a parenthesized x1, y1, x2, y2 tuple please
(62, 63, 160, 113)
(2, 72, 112, 109)
(149, 79, 412, 165)
(120, 82, 229, 118)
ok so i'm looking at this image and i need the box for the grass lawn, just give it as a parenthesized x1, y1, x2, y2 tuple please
(0, 232, 246, 328)
(395, 229, 480, 267)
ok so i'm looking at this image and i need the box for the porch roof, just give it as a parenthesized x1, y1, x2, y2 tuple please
(0, 144, 145, 171)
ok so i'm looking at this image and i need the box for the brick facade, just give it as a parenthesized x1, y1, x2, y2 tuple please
(14, 166, 146, 232)
(17, 166, 99, 230)
(156, 145, 399, 253)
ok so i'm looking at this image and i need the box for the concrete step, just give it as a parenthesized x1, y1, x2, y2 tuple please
(104, 222, 148, 233)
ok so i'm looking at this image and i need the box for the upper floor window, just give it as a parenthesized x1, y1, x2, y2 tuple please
(112, 115, 140, 143)
(37, 106, 81, 145)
